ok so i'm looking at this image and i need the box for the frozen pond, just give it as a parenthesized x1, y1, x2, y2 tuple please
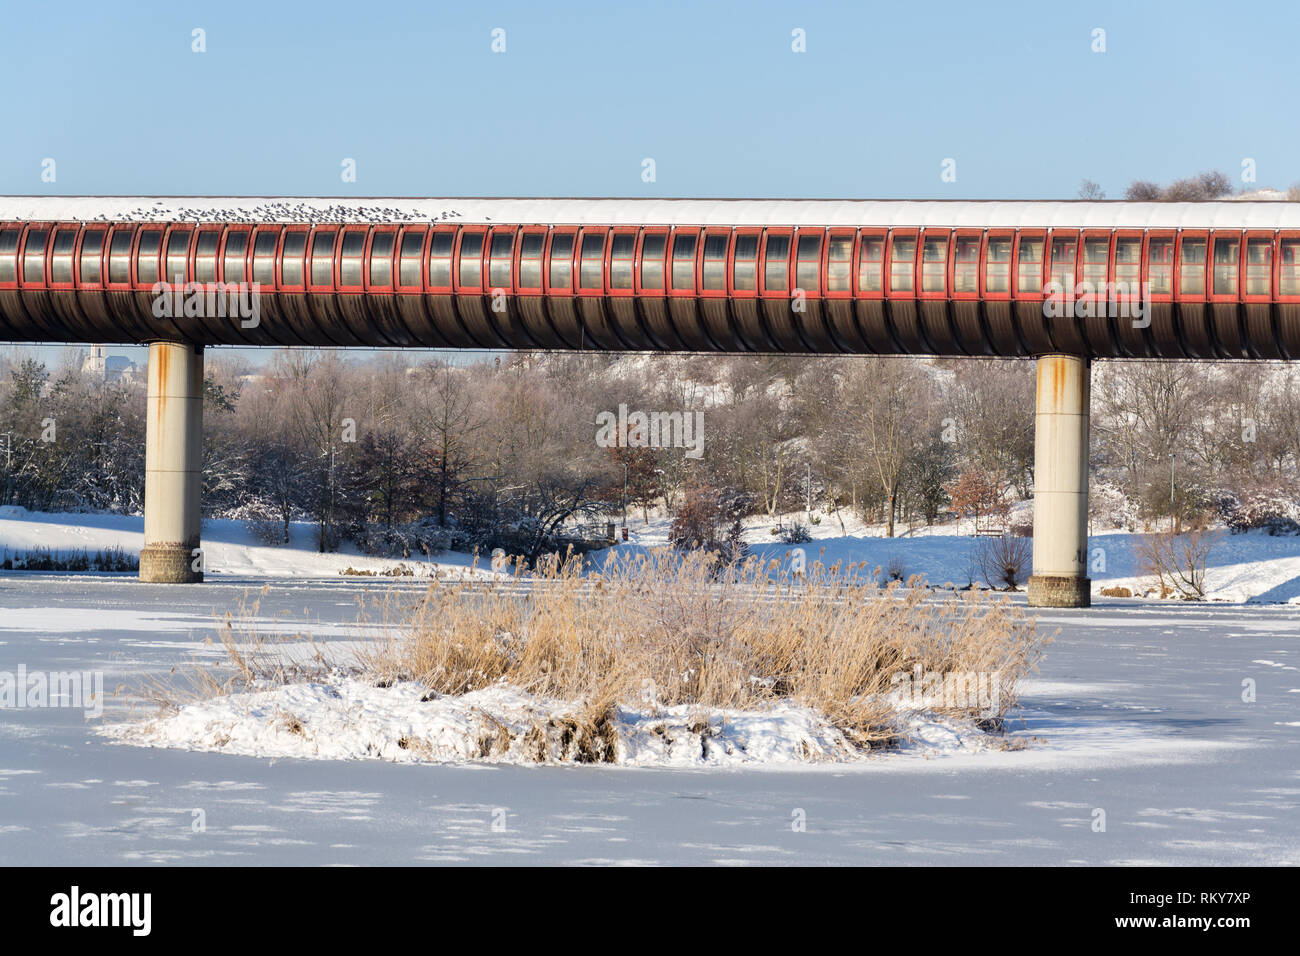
(0, 574, 1297, 865)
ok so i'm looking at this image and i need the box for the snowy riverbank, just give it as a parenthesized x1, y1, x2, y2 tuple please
(4, 505, 1300, 602)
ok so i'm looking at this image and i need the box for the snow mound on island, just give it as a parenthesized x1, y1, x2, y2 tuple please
(102, 675, 1001, 768)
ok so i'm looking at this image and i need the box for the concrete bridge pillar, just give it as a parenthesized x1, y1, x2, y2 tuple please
(139, 342, 204, 583)
(1027, 353, 1090, 608)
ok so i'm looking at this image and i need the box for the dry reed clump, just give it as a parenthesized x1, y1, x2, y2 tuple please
(137, 585, 339, 713)
(373, 548, 1050, 750)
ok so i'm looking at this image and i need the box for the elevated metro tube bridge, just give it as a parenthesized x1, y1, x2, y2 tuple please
(5, 197, 1300, 604)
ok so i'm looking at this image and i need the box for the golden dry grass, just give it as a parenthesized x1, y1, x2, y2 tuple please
(136, 585, 337, 713)
(140, 550, 1049, 758)
(366, 548, 1050, 749)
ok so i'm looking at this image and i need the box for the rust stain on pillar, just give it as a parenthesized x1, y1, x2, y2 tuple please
(156, 343, 169, 418)
(1045, 353, 1064, 409)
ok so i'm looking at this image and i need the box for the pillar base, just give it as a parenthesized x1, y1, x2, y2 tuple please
(139, 546, 203, 583)
(1027, 574, 1090, 608)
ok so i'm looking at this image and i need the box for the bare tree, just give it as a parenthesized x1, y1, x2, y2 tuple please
(975, 535, 1031, 590)
(1124, 180, 1163, 200)
(417, 359, 481, 527)
(940, 359, 1035, 498)
(1078, 179, 1106, 200)
(847, 357, 927, 537)
(279, 351, 352, 551)
(1125, 170, 1233, 201)
(1092, 361, 1211, 525)
(1136, 527, 1216, 599)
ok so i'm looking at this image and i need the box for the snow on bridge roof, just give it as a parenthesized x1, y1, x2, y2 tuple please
(1, 197, 1299, 229)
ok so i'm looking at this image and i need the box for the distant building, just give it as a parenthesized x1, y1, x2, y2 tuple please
(81, 345, 139, 384)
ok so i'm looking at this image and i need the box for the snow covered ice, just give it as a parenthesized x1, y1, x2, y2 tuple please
(0, 565, 1296, 864)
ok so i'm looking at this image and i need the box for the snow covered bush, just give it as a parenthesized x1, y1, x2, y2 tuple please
(220, 499, 291, 546)
(1089, 481, 1136, 531)
(354, 517, 457, 558)
(1214, 489, 1300, 536)
(778, 521, 813, 544)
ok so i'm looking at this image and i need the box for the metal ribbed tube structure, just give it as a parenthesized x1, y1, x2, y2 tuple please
(3, 198, 1300, 357)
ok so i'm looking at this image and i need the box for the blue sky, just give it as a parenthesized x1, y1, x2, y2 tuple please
(3, 0, 1295, 365)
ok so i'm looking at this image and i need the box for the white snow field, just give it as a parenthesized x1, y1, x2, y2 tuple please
(0, 572, 1296, 864)
(0, 508, 1298, 863)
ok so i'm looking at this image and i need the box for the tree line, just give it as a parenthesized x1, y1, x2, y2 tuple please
(3, 348, 1299, 558)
